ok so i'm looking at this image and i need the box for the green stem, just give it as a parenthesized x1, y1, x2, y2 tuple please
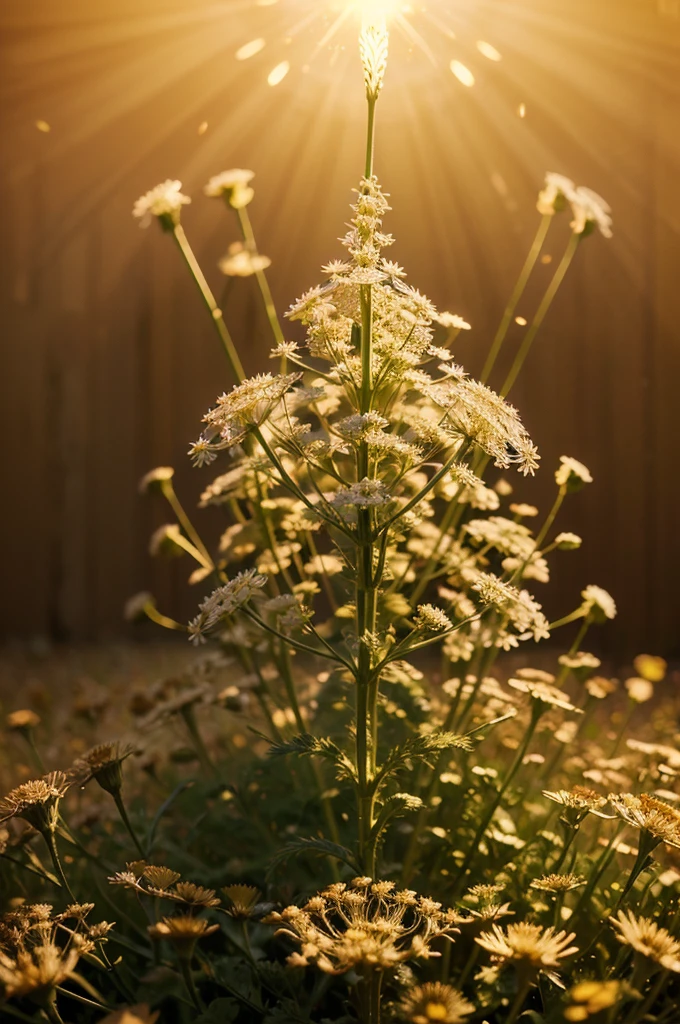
(43, 829, 76, 902)
(173, 224, 245, 383)
(480, 214, 552, 383)
(162, 482, 214, 569)
(456, 705, 542, 887)
(179, 957, 205, 1013)
(500, 232, 581, 398)
(112, 790, 147, 859)
(236, 206, 286, 352)
(180, 705, 218, 776)
(506, 977, 533, 1024)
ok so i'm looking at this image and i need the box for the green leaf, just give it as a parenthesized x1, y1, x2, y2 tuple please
(146, 780, 195, 852)
(370, 792, 423, 847)
(267, 835, 359, 874)
(267, 733, 357, 782)
(373, 730, 473, 795)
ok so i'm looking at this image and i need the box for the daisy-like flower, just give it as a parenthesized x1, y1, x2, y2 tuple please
(133, 180, 190, 229)
(413, 605, 454, 633)
(580, 585, 617, 622)
(68, 742, 135, 796)
(554, 531, 582, 550)
(610, 910, 680, 972)
(204, 168, 254, 207)
(475, 922, 577, 983)
(564, 981, 621, 1022)
(530, 874, 586, 894)
(399, 981, 474, 1024)
(508, 677, 580, 713)
(633, 654, 667, 682)
(6, 709, 41, 732)
(570, 186, 613, 239)
(625, 676, 654, 703)
(0, 772, 70, 833)
(163, 882, 221, 908)
(222, 884, 263, 919)
(148, 916, 219, 959)
(435, 312, 471, 331)
(143, 866, 181, 891)
(555, 455, 592, 491)
(266, 879, 460, 975)
(609, 793, 680, 851)
(558, 651, 601, 673)
(218, 241, 271, 277)
(542, 786, 612, 827)
(537, 173, 577, 216)
(586, 676, 618, 700)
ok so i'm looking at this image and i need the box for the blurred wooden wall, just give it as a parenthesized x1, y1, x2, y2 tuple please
(0, 0, 678, 656)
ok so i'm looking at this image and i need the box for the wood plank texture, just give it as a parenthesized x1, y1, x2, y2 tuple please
(0, 0, 678, 655)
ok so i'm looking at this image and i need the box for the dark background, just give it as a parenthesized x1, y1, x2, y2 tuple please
(1, 0, 678, 656)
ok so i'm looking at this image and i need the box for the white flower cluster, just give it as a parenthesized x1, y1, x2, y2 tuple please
(188, 570, 268, 644)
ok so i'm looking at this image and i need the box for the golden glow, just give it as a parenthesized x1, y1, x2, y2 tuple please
(518, 102, 527, 118)
(267, 60, 291, 85)
(476, 40, 502, 62)
(35, 119, 51, 133)
(354, 0, 401, 24)
(515, 316, 528, 326)
(450, 60, 475, 87)
(236, 38, 267, 60)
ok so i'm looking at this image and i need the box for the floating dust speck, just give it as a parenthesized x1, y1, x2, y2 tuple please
(35, 119, 51, 133)
(197, 121, 208, 135)
(541, 254, 553, 265)
(515, 316, 528, 326)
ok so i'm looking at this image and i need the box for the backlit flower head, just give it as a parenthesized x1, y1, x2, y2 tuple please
(218, 241, 271, 277)
(475, 922, 577, 982)
(69, 742, 135, 796)
(399, 981, 474, 1024)
(580, 585, 617, 622)
(542, 786, 611, 827)
(537, 173, 577, 216)
(222, 884, 262, 919)
(148, 915, 219, 958)
(555, 456, 592, 491)
(609, 793, 680, 851)
(188, 570, 268, 644)
(267, 879, 460, 975)
(610, 910, 680, 971)
(530, 873, 586, 894)
(133, 180, 190, 229)
(0, 772, 70, 834)
(564, 981, 621, 1021)
(204, 168, 254, 208)
(570, 186, 613, 239)
(633, 654, 667, 682)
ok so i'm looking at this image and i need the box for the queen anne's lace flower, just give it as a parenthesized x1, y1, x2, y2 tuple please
(267, 879, 460, 974)
(188, 570, 268, 644)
